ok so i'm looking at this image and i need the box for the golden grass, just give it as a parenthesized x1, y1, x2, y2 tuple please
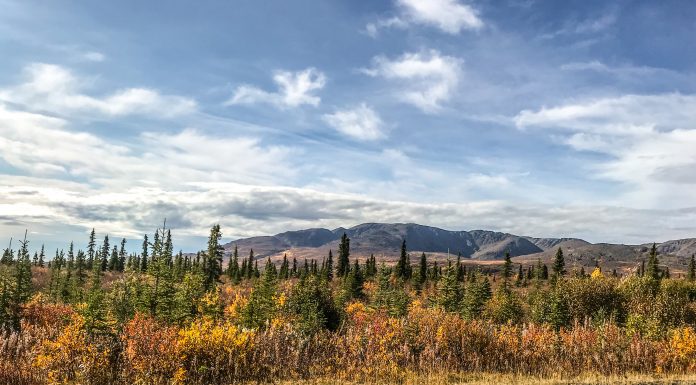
(276, 373, 696, 385)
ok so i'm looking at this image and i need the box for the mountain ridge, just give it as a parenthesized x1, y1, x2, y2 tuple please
(222, 223, 696, 274)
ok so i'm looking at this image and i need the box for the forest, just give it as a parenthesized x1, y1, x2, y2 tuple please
(2, 224, 696, 384)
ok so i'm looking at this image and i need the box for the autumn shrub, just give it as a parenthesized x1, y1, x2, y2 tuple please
(174, 317, 255, 384)
(120, 313, 178, 385)
(33, 313, 114, 385)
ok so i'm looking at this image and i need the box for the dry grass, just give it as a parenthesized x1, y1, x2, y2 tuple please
(276, 373, 696, 385)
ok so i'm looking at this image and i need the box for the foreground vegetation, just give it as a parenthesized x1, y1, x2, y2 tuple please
(2, 224, 696, 384)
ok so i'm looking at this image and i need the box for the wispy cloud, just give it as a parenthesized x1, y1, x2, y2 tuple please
(0, 63, 195, 118)
(367, 0, 483, 37)
(362, 50, 462, 112)
(226, 68, 326, 109)
(515, 93, 696, 207)
(322, 104, 386, 141)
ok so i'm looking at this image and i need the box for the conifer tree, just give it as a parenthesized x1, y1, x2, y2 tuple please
(396, 239, 409, 279)
(140, 234, 149, 272)
(100, 235, 109, 272)
(227, 244, 240, 282)
(647, 243, 660, 280)
(246, 250, 255, 280)
(286, 275, 339, 334)
(14, 232, 33, 321)
(325, 250, 334, 281)
(437, 261, 462, 312)
(242, 256, 278, 329)
(552, 247, 565, 279)
(87, 228, 96, 270)
(291, 257, 298, 278)
(75, 250, 87, 300)
(279, 254, 289, 279)
(688, 254, 696, 281)
(462, 272, 492, 320)
(204, 224, 224, 290)
(37, 244, 45, 267)
(337, 233, 350, 277)
(416, 252, 428, 290)
(83, 247, 108, 333)
(264, 258, 277, 279)
(502, 252, 513, 284)
(108, 245, 119, 271)
(118, 238, 127, 272)
(342, 259, 364, 301)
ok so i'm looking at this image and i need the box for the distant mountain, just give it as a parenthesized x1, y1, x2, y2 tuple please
(225, 222, 584, 260)
(223, 222, 696, 274)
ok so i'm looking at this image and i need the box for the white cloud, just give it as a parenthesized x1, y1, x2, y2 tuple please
(515, 93, 696, 207)
(0, 63, 196, 118)
(82, 51, 106, 62)
(227, 67, 326, 109)
(0, 103, 294, 187)
(367, 0, 483, 36)
(322, 104, 386, 141)
(362, 51, 461, 112)
(397, 0, 483, 33)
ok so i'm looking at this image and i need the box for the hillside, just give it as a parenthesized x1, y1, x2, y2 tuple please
(222, 223, 696, 274)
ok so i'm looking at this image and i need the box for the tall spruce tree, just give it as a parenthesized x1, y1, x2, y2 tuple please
(416, 252, 428, 290)
(100, 235, 109, 272)
(502, 252, 513, 284)
(437, 261, 462, 312)
(647, 243, 660, 280)
(204, 224, 224, 290)
(552, 247, 565, 279)
(87, 228, 96, 270)
(688, 254, 696, 281)
(325, 250, 334, 281)
(337, 233, 350, 277)
(140, 234, 149, 272)
(396, 239, 409, 279)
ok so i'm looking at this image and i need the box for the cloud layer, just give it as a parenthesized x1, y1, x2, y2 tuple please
(227, 68, 326, 109)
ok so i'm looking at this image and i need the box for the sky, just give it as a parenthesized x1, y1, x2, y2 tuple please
(1, 0, 696, 253)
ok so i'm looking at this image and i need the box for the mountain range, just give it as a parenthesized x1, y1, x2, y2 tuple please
(223, 223, 696, 274)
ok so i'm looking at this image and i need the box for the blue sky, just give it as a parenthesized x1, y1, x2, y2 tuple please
(1, 0, 696, 252)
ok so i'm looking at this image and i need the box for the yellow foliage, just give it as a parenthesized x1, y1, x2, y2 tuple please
(591, 268, 604, 279)
(33, 314, 110, 384)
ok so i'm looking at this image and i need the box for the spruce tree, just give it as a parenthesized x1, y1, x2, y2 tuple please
(396, 239, 409, 279)
(108, 245, 119, 271)
(337, 233, 350, 277)
(552, 247, 565, 279)
(325, 250, 334, 281)
(416, 252, 428, 290)
(118, 238, 127, 272)
(688, 254, 696, 281)
(204, 224, 224, 290)
(227, 245, 240, 282)
(242, 257, 278, 329)
(87, 228, 96, 270)
(462, 272, 492, 320)
(647, 243, 660, 280)
(279, 254, 289, 279)
(14, 232, 33, 321)
(140, 234, 149, 272)
(100, 235, 109, 272)
(502, 252, 513, 284)
(246, 250, 255, 280)
(437, 261, 462, 312)
(38, 244, 45, 267)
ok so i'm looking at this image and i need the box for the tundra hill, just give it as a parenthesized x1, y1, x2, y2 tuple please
(512, 241, 695, 276)
(224, 222, 584, 262)
(222, 223, 696, 275)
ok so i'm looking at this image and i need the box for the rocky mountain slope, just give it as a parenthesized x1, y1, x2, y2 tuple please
(222, 223, 696, 274)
